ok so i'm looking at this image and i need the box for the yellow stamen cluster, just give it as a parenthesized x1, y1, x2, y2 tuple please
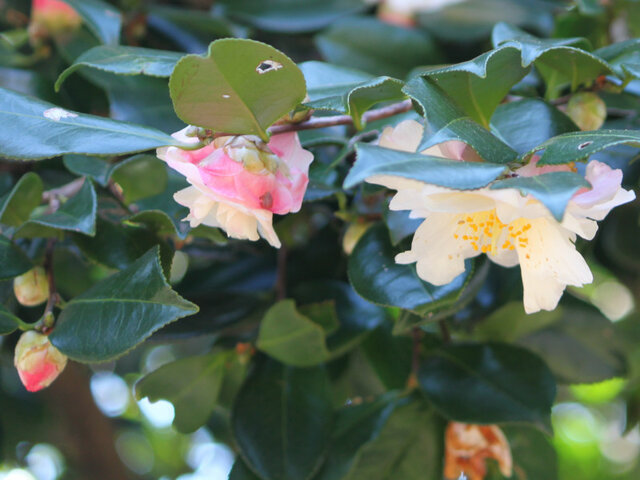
(452, 210, 532, 256)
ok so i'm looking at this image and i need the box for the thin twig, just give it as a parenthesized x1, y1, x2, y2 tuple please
(41, 238, 59, 332)
(42, 177, 85, 205)
(438, 319, 451, 343)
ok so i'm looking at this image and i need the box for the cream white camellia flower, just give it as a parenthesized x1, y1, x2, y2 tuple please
(384, 0, 465, 14)
(367, 120, 635, 313)
(157, 128, 313, 248)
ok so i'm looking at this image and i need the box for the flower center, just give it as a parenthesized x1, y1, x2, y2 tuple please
(452, 209, 532, 256)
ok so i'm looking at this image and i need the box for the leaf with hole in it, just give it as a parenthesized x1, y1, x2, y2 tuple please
(55, 45, 183, 91)
(135, 351, 236, 433)
(526, 129, 640, 165)
(490, 171, 589, 221)
(232, 358, 333, 480)
(344, 143, 507, 190)
(416, 46, 529, 128)
(491, 22, 612, 98)
(61, 0, 122, 46)
(49, 248, 198, 362)
(16, 179, 97, 238)
(0, 172, 43, 226)
(418, 342, 556, 432)
(0, 235, 32, 281)
(169, 39, 306, 141)
(403, 77, 518, 164)
(0, 87, 182, 160)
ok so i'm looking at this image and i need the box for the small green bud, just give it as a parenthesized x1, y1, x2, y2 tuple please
(567, 92, 607, 131)
(13, 267, 49, 307)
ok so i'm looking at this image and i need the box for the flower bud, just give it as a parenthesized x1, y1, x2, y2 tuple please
(342, 222, 372, 255)
(213, 135, 282, 175)
(14, 267, 49, 307)
(28, 0, 82, 43)
(566, 92, 607, 131)
(14, 331, 67, 392)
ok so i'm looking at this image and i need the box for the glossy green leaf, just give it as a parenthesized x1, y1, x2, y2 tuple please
(0, 304, 22, 335)
(0, 87, 181, 160)
(527, 129, 640, 165)
(491, 99, 579, 155)
(419, 342, 556, 431)
(135, 351, 233, 433)
(229, 459, 262, 480)
(595, 39, 640, 80)
(492, 22, 612, 97)
(316, 16, 441, 79)
(257, 300, 335, 367)
(232, 359, 333, 480)
(490, 171, 589, 221)
(62, 0, 122, 46)
(503, 426, 558, 480)
(344, 144, 507, 190)
(63, 155, 116, 186)
(217, 0, 365, 33)
(403, 77, 518, 164)
(111, 155, 168, 204)
(342, 400, 444, 480)
(0, 172, 43, 226)
(347, 224, 472, 316)
(55, 45, 183, 91)
(124, 210, 180, 237)
(314, 393, 399, 480)
(418, 46, 529, 127)
(0, 235, 32, 280)
(49, 248, 198, 362)
(16, 179, 97, 237)
(169, 39, 306, 141)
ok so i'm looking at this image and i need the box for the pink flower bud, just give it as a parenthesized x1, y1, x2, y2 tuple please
(14, 331, 67, 392)
(13, 267, 49, 307)
(29, 0, 82, 41)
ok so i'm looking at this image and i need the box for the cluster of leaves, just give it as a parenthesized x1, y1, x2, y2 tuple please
(1, 0, 640, 479)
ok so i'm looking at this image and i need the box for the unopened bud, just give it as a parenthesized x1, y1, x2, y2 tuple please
(28, 0, 82, 44)
(566, 92, 607, 131)
(215, 135, 282, 174)
(14, 331, 67, 392)
(14, 267, 49, 307)
(343, 222, 372, 255)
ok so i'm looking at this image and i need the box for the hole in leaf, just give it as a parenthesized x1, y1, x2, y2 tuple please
(578, 141, 593, 150)
(256, 60, 283, 75)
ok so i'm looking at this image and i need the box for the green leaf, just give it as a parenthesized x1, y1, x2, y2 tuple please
(0, 87, 181, 160)
(124, 210, 180, 237)
(344, 144, 507, 190)
(314, 393, 399, 480)
(111, 155, 168, 204)
(403, 77, 518, 164)
(135, 351, 233, 433)
(217, 0, 366, 33)
(0, 235, 32, 280)
(595, 39, 640, 80)
(491, 22, 612, 97)
(257, 300, 335, 367)
(49, 248, 198, 362)
(502, 426, 558, 480)
(419, 342, 556, 431)
(16, 179, 97, 237)
(229, 459, 262, 480)
(417, 46, 529, 127)
(62, 0, 122, 46)
(0, 172, 43, 226)
(490, 171, 590, 221)
(347, 224, 473, 316)
(232, 359, 333, 480)
(63, 155, 116, 186)
(169, 39, 306, 141)
(341, 399, 445, 480)
(315, 16, 441, 79)
(527, 129, 640, 165)
(0, 304, 22, 335)
(491, 99, 579, 155)
(55, 45, 183, 91)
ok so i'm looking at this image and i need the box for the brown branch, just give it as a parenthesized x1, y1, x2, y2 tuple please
(268, 99, 413, 135)
(42, 177, 85, 206)
(41, 238, 59, 332)
(438, 320, 452, 343)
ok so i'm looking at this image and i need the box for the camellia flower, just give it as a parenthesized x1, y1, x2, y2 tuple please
(444, 422, 512, 480)
(29, 0, 82, 41)
(14, 331, 68, 392)
(157, 129, 313, 248)
(366, 120, 635, 313)
(374, 0, 465, 26)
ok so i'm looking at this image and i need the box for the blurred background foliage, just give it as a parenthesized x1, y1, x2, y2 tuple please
(1, 0, 640, 479)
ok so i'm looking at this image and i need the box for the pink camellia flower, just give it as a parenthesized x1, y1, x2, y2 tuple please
(366, 119, 635, 313)
(29, 0, 81, 40)
(14, 331, 67, 392)
(157, 129, 313, 248)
